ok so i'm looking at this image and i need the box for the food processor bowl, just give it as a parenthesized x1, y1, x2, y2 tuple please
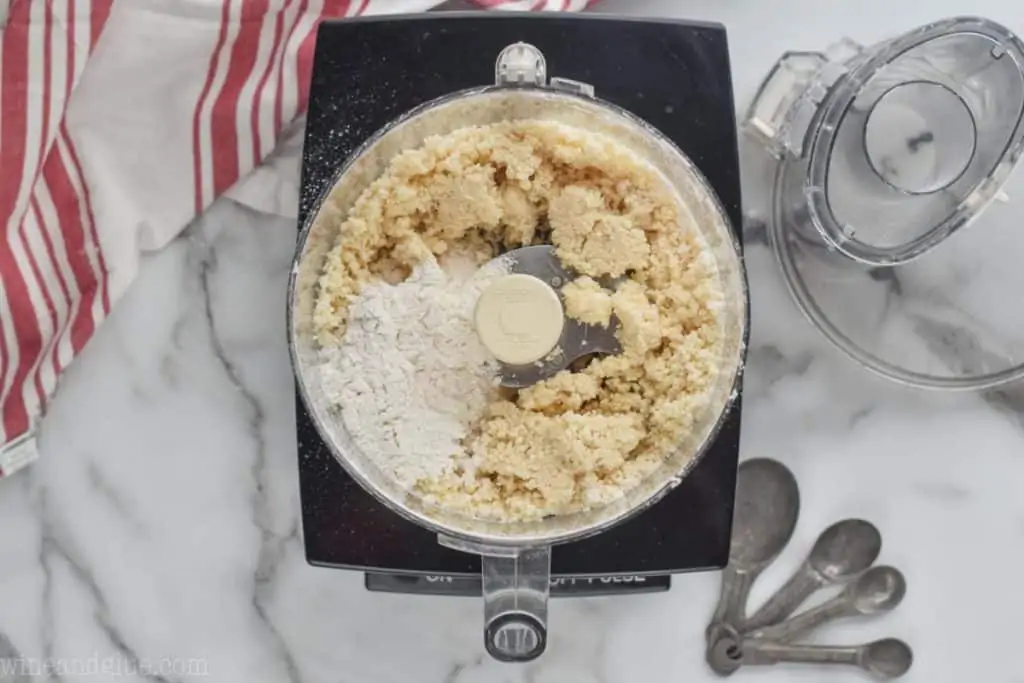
(288, 43, 748, 661)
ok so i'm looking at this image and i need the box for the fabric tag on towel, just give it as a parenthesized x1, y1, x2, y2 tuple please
(0, 427, 40, 478)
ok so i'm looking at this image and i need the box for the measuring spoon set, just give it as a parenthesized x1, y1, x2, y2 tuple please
(705, 458, 912, 679)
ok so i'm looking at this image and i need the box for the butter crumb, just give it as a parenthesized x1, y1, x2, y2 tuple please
(548, 186, 650, 278)
(612, 280, 662, 355)
(561, 276, 613, 327)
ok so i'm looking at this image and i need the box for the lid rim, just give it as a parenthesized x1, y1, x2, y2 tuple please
(770, 163, 1024, 391)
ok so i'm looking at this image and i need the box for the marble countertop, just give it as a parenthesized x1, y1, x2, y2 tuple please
(4, 0, 1024, 681)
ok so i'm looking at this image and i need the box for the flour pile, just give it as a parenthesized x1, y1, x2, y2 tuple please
(318, 255, 509, 487)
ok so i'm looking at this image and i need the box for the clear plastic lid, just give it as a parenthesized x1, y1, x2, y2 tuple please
(746, 17, 1024, 389)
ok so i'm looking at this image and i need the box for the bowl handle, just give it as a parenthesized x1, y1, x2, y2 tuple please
(439, 537, 551, 662)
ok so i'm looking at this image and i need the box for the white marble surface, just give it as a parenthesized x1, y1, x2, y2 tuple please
(3, 1, 1024, 681)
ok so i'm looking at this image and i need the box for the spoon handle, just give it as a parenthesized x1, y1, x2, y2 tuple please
(743, 566, 820, 631)
(711, 566, 755, 627)
(747, 597, 850, 642)
(741, 640, 860, 667)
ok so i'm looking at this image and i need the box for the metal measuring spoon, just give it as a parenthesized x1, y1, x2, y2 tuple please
(708, 459, 801, 631)
(749, 565, 906, 643)
(743, 518, 882, 632)
(739, 638, 913, 680)
(486, 245, 621, 388)
(705, 459, 800, 675)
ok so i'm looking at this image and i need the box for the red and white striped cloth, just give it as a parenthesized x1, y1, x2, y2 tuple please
(0, 0, 596, 477)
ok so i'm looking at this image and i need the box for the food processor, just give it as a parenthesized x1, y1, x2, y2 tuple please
(745, 16, 1024, 389)
(290, 14, 748, 663)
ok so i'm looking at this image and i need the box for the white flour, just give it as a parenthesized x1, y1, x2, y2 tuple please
(318, 255, 508, 488)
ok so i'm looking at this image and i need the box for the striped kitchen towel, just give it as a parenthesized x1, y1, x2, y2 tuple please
(0, 0, 596, 477)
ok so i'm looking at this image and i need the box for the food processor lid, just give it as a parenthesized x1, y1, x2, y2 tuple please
(747, 16, 1024, 265)
(746, 16, 1024, 390)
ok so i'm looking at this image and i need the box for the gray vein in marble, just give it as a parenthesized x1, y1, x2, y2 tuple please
(251, 600, 302, 683)
(33, 487, 174, 683)
(104, 320, 153, 403)
(37, 487, 64, 683)
(85, 461, 145, 537)
(983, 384, 1024, 431)
(255, 521, 301, 587)
(872, 261, 1019, 385)
(158, 322, 186, 390)
(252, 525, 303, 683)
(0, 631, 22, 660)
(913, 481, 970, 504)
(868, 266, 902, 327)
(909, 314, 994, 377)
(442, 654, 484, 683)
(195, 235, 303, 683)
(848, 406, 874, 428)
(867, 266, 903, 296)
(155, 280, 191, 392)
(194, 245, 267, 509)
(745, 344, 814, 397)
(441, 659, 467, 683)
(0, 631, 30, 683)
(129, 383, 151, 404)
(158, 355, 182, 390)
(97, 616, 175, 683)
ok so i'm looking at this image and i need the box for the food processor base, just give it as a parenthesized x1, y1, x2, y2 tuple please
(295, 13, 744, 594)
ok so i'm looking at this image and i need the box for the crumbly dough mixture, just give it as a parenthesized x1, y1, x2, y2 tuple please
(313, 119, 723, 522)
(561, 276, 613, 328)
